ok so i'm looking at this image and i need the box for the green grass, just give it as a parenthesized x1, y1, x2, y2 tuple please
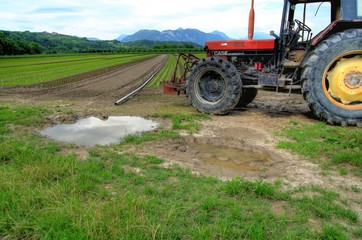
(1, 107, 361, 239)
(277, 121, 362, 176)
(153, 112, 210, 133)
(120, 129, 180, 145)
(0, 106, 50, 129)
(0, 53, 154, 86)
(194, 53, 206, 59)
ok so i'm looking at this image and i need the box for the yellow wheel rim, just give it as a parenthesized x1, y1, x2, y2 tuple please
(323, 53, 362, 110)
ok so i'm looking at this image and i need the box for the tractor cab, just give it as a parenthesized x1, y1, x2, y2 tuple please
(278, 0, 362, 66)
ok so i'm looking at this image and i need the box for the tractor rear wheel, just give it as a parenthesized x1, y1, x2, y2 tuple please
(302, 29, 362, 126)
(187, 57, 242, 115)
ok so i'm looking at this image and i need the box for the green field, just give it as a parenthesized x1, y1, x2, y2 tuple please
(0, 53, 155, 87)
(0, 53, 205, 88)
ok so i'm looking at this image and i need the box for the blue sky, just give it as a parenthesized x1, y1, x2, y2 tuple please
(0, 0, 329, 40)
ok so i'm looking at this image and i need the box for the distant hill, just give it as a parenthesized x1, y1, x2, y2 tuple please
(123, 39, 201, 48)
(121, 28, 231, 46)
(87, 37, 101, 41)
(0, 30, 203, 55)
(211, 30, 232, 40)
(0, 30, 120, 55)
(116, 34, 128, 41)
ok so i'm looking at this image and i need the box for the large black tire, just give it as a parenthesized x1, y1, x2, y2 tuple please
(236, 88, 258, 107)
(186, 57, 242, 115)
(301, 29, 362, 126)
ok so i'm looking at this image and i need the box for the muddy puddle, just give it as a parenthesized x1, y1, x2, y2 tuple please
(190, 143, 269, 172)
(185, 142, 273, 178)
(41, 116, 158, 146)
(149, 138, 279, 180)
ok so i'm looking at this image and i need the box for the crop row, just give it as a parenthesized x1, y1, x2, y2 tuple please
(149, 55, 176, 87)
(149, 52, 205, 88)
(0, 54, 154, 87)
(0, 54, 141, 67)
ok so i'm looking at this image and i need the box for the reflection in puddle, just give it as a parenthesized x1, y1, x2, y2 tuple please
(41, 116, 158, 146)
(190, 143, 269, 172)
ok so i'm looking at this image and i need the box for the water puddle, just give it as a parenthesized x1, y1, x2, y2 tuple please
(190, 143, 270, 173)
(41, 116, 158, 146)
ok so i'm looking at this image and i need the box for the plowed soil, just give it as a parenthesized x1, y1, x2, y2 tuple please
(1, 54, 361, 219)
(0, 54, 166, 106)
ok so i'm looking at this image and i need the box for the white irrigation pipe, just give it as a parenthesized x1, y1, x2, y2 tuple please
(114, 63, 165, 105)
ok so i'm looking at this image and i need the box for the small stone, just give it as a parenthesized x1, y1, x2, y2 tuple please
(218, 157, 229, 162)
(178, 145, 187, 152)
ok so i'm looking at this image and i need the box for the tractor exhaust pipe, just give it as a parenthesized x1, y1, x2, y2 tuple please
(248, 0, 255, 40)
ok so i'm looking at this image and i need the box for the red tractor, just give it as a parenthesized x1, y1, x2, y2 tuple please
(163, 0, 362, 126)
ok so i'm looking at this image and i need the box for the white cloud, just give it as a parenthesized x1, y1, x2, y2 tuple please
(0, 0, 327, 40)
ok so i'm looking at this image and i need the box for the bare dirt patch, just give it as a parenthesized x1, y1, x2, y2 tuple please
(1, 55, 361, 220)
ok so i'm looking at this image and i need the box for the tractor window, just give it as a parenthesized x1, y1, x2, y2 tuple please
(293, 2, 331, 41)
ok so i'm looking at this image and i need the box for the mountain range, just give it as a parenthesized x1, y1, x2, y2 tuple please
(118, 28, 231, 46)
(116, 28, 273, 46)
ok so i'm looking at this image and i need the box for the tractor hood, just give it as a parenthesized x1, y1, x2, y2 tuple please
(205, 39, 275, 51)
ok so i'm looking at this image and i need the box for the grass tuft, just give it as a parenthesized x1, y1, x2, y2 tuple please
(277, 122, 362, 176)
(120, 129, 179, 145)
(223, 178, 279, 199)
(317, 225, 348, 240)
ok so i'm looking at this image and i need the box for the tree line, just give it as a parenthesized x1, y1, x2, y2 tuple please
(0, 30, 203, 55)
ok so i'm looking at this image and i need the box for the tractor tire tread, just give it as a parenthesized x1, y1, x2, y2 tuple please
(301, 28, 362, 126)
